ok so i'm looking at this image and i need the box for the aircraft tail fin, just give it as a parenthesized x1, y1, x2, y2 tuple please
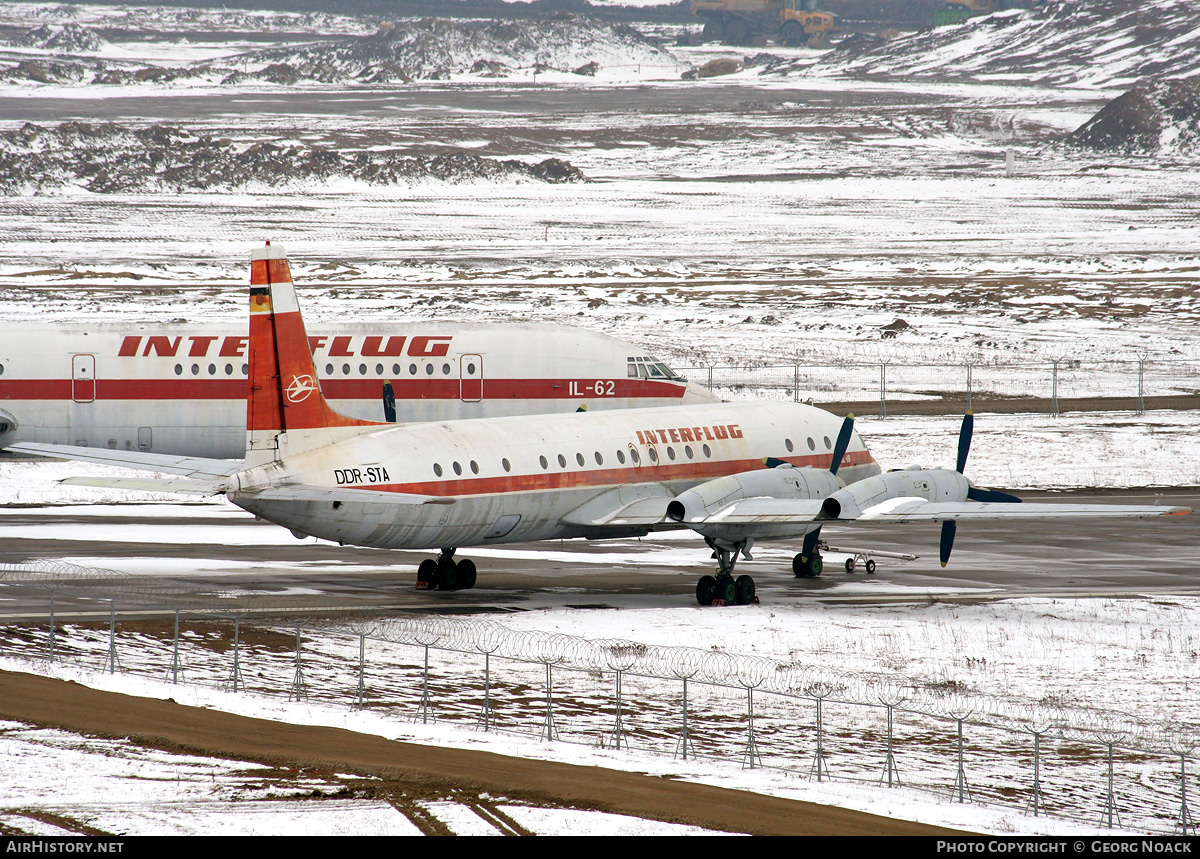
(245, 242, 383, 466)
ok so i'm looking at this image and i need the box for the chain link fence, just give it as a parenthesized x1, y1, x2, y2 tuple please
(677, 359, 1200, 416)
(1, 565, 1195, 835)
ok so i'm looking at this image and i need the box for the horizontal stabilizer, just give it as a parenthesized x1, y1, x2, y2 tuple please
(60, 476, 224, 495)
(9, 442, 239, 480)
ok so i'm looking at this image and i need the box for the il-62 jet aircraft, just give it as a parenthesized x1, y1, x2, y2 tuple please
(14, 244, 1191, 606)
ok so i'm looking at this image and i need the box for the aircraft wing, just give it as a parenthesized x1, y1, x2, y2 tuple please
(672, 497, 826, 525)
(561, 484, 676, 528)
(855, 499, 1192, 523)
(9, 442, 239, 480)
(60, 476, 224, 495)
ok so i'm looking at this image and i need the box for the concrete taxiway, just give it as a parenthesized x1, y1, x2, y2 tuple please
(0, 488, 1196, 621)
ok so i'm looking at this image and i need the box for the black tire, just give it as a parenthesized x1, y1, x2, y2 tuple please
(457, 558, 477, 590)
(712, 577, 737, 605)
(696, 575, 716, 606)
(865, 559, 877, 574)
(844, 557, 856, 573)
(792, 554, 807, 577)
(734, 575, 756, 605)
(417, 559, 437, 589)
(809, 555, 823, 577)
(436, 560, 458, 591)
(724, 19, 750, 46)
(780, 21, 804, 47)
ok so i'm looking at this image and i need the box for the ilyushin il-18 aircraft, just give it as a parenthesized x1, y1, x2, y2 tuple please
(13, 244, 1191, 606)
(0, 317, 714, 458)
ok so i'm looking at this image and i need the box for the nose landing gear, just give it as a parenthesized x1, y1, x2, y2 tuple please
(416, 548, 477, 591)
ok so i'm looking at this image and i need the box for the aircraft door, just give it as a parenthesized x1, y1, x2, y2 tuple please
(72, 354, 95, 403)
(460, 354, 483, 403)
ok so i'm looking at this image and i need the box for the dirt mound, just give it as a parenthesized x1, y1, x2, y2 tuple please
(814, 0, 1200, 88)
(0, 122, 587, 195)
(245, 15, 673, 82)
(1066, 78, 1200, 154)
(12, 23, 104, 53)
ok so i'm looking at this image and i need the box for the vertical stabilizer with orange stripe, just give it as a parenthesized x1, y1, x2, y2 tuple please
(245, 242, 383, 466)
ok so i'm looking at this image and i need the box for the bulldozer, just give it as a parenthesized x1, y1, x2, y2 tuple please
(690, 0, 837, 47)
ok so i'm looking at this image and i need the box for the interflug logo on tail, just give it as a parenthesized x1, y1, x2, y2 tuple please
(286, 374, 316, 403)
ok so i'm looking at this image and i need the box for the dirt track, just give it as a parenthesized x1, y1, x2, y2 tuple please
(0, 669, 960, 836)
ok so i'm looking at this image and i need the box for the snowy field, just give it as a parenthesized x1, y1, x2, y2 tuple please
(0, 1, 1198, 837)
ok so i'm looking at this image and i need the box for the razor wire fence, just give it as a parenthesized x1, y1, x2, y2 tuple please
(0, 571, 1195, 835)
(675, 358, 1200, 416)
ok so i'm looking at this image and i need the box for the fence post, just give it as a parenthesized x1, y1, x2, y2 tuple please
(793, 364, 800, 403)
(353, 633, 366, 709)
(171, 609, 180, 683)
(289, 625, 306, 701)
(675, 678, 690, 760)
(230, 617, 243, 693)
(107, 599, 117, 674)
(879, 362, 888, 419)
(1051, 359, 1060, 417)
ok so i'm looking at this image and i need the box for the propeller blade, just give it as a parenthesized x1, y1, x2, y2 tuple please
(956, 412, 974, 474)
(967, 486, 1022, 504)
(939, 520, 957, 568)
(830, 414, 854, 475)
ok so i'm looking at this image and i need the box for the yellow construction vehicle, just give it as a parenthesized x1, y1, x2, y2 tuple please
(691, 0, 836, 47)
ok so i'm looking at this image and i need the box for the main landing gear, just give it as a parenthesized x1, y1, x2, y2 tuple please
(696, 538, 757, 607)
(416, 548, 477, 592)
(792, 551, 823, 578)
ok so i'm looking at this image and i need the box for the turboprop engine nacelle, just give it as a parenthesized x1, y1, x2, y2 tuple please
(667, 465, 841, 523)
(0, 408, 17, 449)
(821, 466, 969, 520)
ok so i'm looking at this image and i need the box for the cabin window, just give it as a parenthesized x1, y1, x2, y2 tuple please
(452, 461, 462, 476)
(425, 364, 434, 375)
(393, 364, 401, 375)
(824, 436, 832, 449)
(225, 364, 233, 375)
(174, 364, 182, 375)
(807, 437, 816, 451)
(630, 448, 640, 464)
(616, 449, 626, 464)
(375, 364, 384, 375)
(470, 460, 479, 474)
(539, 455, 548, 470)
(685, 445, 694, 459)
(433, 463, 443, 477)
(241, 364, 248, 375)
(703, 444, 712, 458)
(359, 364, 367, 375)
(576, 452, 585, 467)
(442, 363, 451, 375)
(666, 447, 676, 461)
(557, 454, 566, 468)
(467, 362, 476, 374)
(785, 438, 794, 452)
(208, 364, 216, 375)
(191, 364, 200, 375)
(502, 458, 511, 472)
(410, 364, 417, 375)
(342, 363, 351, 375)
(648, 448, 658, 463)
(325, 364, 334, 375)
(594, 452, 603, 465)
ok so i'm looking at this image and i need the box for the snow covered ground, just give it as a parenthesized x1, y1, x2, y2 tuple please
(0, 1, 1197, 837)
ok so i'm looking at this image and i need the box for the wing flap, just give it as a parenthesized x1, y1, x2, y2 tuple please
(60, 477, 224, 495)
(235, 484, 454, 506)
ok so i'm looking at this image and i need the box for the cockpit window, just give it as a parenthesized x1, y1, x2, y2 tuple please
(627, 355, 683, 381)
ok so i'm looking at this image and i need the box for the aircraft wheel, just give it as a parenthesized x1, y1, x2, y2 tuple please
(734, 575, 756, 605)
(792, 554, 807, 578)
(696, 575, 716, 606)
(416, 559, 437, 590)
(844, 558, 856, 574)
(712, 577, 736, 606)
(808, 555, 823, 578)
(457, 558, 477, 590)
(865, 559, 877, 574)
(436, 560, 459, 591)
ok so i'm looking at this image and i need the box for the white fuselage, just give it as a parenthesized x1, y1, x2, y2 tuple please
(0, 322, 713, 457)
(228, 401, 881, 550)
